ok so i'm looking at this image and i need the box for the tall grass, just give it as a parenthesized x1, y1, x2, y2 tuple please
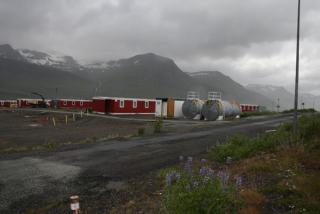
(208, 114, 320, 163)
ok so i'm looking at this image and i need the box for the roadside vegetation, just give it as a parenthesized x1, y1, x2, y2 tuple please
(161, 114, 320, 213)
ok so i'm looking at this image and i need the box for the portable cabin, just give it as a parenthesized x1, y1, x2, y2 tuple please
(0, 100, 17, 108)
(92, 96, 156, 115)
(58, 99, 92, 110)
(240, 104, 259, 112)
(17, 98, 42, 108)
(156, 98, 185, 119)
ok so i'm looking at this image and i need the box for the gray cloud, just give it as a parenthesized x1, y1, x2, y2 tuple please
(0, 0, 319, 95)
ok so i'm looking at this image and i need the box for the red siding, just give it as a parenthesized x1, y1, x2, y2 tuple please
(240, 104, 259, 112)
(0, 100, 17, 108)
(110, 99, 155, 114)
(92, 99, 106, 113)
(58, 100, 92, 109)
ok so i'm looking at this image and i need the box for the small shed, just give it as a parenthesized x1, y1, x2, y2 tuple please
(92, 96, 156, 115)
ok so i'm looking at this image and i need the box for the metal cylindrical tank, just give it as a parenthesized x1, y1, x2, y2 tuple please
(202, 100, 221, 121)
(221, 100, 241, 118)
(182, 99, 203, 119)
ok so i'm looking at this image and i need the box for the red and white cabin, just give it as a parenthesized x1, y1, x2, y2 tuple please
(58, 99, 92, 109)
(92, 96, 156, 115)
(240, 104, 259, 112)
(0, 100, 17, 108)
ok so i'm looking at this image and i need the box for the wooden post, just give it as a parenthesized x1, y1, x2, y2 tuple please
(80, 110, 83, 118)
(65, 115, 68, 125)
(52, 117, 56, 127)
(73, 113, 75, 122)
(70, 195, 80, 214)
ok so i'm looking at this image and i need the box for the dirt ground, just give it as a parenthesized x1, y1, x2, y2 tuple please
(0, 110, 154, 151)
(0, 109, 224, 152)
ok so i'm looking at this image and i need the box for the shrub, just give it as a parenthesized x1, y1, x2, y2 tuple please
(138, 127, 145, 136)
(153, 118, 163, 133)
(163, 158, 242, 214)
(208, 134, 277, 163)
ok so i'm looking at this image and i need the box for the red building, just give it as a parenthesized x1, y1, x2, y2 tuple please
(17, 99, 42, 108)
(240, 104, 259, 112)
(0, 100, 17, 108)
(92, 97, 156, 115)
(58, 99, 92, 110)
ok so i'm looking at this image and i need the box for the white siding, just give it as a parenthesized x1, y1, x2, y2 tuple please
(174, 100, 184, 118)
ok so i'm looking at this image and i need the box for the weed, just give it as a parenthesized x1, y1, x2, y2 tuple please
(138, 127, 145, 136)
(153, 118, 163, 133)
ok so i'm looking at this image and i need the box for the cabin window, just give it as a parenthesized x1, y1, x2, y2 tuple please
(72, 101, 75, 106)
(26, 100, 29, 104)
(64, 100, 67, 105)
(145, 101, 149, 108)
(80, 101, 83, 106)
(120, 100, 125, 108)
(133, 100, 137, 108)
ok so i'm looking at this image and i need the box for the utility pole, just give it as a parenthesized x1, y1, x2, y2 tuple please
(277, 98, 280, 112)
(293, 0, 301, 136)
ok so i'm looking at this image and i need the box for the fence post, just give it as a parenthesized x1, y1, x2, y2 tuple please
(52, 117, 56, 127)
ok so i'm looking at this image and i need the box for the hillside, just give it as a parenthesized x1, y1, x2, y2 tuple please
(0, 58, 94, 99)
(93, 53, 197, 98)
(0, 44, 275, 107)
(190, 71, 273, 107)
(246, 84, 320, 111)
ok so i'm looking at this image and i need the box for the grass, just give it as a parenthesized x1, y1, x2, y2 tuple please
(160, 114, 320, 213)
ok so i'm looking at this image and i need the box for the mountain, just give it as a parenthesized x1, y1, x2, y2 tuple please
(0, 44, 275, 107)
(0, 44, 82, 72)
(93, 53, 197, 98)
(190, 71, 273, 108)
(18, 49, 82, 72)
(0, 44, 26, 61)
(0, 58, 94, 99)
(246, 84, 320, 111)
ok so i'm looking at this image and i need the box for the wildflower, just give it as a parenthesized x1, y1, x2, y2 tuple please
(199, 167, 209, 176)
(203, 176, 210, 184)
(200, 158, 207, 165)
(179, 155, 184, 162)
(218, 170, 229, 186)
(193, 181, 199, 188)
(165, 171, 181, 186)
(235, 176, 242, 190)
(187, 156, 193, 163)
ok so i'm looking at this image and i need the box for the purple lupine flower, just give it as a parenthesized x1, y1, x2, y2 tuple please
(165, 171, 181, 186)
(199, 167, 209, 176)
(200, 158, 207, 165)
(187, 156, 193, 163)
(218, 170, 229, 186)
(166, 173, 173, 186)
(235, 176, 242, 190)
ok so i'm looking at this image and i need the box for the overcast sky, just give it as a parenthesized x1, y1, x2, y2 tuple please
(1, 0, 319, 95)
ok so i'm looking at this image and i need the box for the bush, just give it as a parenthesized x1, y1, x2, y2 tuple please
(208, 134, 277, 163)
(153, 118, 163, 133)
(138, 127, 145, 136)
(163, 159, 241, 214)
